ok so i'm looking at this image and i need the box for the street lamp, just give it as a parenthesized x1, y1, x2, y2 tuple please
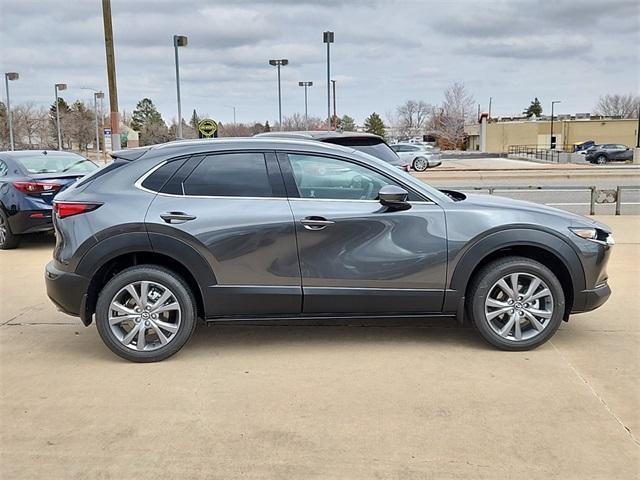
(269, 59, 288, 129)
(323, 31, 334, 130)
(173, 34, 188, 139)
(298, 82, 313, 130)
(331, 79, 337, 129)
(81, 88, 105, 160)
(550, 100, 561, 150)
(4, 72, 19, 151)
(54, 83, 67, 150)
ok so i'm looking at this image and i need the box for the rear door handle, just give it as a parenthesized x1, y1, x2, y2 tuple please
(300, 216, 334, 230)
(160, 212, 197, 224)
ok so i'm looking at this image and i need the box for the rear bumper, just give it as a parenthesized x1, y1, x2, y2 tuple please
(8, 210, 53, 234)
(572, 282, 611, 314)
(45, 261, 91, 325)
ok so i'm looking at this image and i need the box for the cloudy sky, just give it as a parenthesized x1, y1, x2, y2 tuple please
(1, 0, 638, 125)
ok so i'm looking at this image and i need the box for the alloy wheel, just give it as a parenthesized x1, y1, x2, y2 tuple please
(413, 157, 428, 171)
(484, 272, 554, 342)
(108, 280, 182, 351)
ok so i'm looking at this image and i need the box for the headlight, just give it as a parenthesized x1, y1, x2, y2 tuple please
(569, 227, 615, 246)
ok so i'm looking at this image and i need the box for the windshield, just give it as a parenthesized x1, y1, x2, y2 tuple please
(16, 154, 98, 174)
(324, 137, 405, 166)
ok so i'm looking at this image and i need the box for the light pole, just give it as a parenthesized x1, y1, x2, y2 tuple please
(269, 59, 288, 129)
(54, 83, 67, 150)
(298, 81, 313, 130)
(223, 105, 237, 124)
(4, 72, 19, 151)
(173, 35, 188, 139)
(81, 87, 104, 160)
(331, 79, 337, 129)
(323, 31, 334, 130)
(550, 100, 561, 149)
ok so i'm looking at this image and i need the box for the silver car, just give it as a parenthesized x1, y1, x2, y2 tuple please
(391, 143, 442, 172)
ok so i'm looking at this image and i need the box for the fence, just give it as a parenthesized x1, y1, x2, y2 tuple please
(508, 145, 563, 163)
(446, 185, 640, 215)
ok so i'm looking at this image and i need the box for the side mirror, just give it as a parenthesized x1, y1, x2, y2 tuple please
(378, 185, 410, 211)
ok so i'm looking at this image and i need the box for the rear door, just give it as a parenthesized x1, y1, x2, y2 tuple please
(278, 151, 447, 314)
(144, 151, 301, 316)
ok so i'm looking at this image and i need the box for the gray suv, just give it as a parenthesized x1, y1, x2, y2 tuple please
(45, 138, 613, 362)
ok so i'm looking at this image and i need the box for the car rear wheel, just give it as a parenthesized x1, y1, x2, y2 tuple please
(412, 156, 429, 172)
(0, 210, 20, 250)
(596, 155, 608, 165)
(468, 256, 565, 350)
(95, 265, 197, 362)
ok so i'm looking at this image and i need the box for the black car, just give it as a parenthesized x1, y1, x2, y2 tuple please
(45, 138, 613, 362)
(256, 131, 412, 171)
(585, 144, 633, 164)
(0, 150, 98, 249)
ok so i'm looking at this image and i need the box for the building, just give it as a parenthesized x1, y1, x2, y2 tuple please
(465, 115, 638, 153)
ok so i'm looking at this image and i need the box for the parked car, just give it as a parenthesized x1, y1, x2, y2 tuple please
(573, 140, 596, 154)
(256, 131, 412, 172)
(391, 143, 442, 171)
(0, 150, 98, 249)
(585, 144, 633, 164)
(45, 138, 613, 362)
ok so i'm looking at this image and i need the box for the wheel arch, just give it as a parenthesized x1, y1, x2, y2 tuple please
(450, 228, 585, 320)
(77, 233, 216, 324)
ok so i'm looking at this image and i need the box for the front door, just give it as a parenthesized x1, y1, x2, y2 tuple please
(144, 151, 301, 317)
(279, 152, 447, 314)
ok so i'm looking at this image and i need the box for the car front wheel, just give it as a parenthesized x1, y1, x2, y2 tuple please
(468, 256, 565, 350)
(95, 265, 197, 362)
(412, 156, 429, 172)
(596, 155, 608, 165)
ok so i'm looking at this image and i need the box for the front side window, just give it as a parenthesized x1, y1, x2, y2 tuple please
(182, 152, 273, 197)
(288, 154, 406, 201)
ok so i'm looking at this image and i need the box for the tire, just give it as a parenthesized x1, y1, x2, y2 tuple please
(596, 155, 607, 165)
(467, 256, 565, 351)
(95, 265, 197, 362)
(412, 156, 429, 172)
(0, 209, 20, 249)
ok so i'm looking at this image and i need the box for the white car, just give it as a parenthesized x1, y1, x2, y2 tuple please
(391, 143, 442, 172)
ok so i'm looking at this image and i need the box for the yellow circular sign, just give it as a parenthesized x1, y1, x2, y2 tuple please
(198, 119, 218, 138)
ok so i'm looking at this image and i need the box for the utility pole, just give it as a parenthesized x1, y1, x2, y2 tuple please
(173, 35, 188, 139)
(54, 83, 67, 150)
(102, 0, 121, 151)
(4, 72, 19, 151)
(323, 31, 334, 130)
(331, 79, 337, 129)
(298, 81, 313, 130)
(550, 100, 561, 149)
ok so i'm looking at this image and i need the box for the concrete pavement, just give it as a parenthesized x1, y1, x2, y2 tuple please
(1, 216, 638, 479)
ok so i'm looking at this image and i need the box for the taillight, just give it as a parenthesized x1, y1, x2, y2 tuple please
(13, 181, 62, 194)
(53, 202, 101, 219)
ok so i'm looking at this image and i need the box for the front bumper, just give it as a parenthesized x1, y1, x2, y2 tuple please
(572, 282, 611, 313)
(45, 261, 91, 325)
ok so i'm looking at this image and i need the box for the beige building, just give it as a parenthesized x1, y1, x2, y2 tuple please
(466, 117, 638, 153)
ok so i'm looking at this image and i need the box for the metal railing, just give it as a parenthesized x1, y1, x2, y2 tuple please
(447, 185, 640, 215)
(508, 145, 563, 163)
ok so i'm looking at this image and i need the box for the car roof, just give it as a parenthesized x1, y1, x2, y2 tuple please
(0, 150, 85, 159)
(255, 130, 384, 141)
(112, 137, 360, 161)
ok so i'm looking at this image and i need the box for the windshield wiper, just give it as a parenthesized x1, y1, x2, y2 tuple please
(62, 159, 90, 172)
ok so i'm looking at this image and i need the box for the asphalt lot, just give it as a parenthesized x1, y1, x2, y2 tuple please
(1, 216, 639, 479)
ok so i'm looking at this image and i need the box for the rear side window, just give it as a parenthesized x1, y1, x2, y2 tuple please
(141, 158, 187, 192)
(182, 153, 273, 197)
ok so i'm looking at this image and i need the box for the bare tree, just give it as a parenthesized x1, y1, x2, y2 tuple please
(280, 113, 325, 131)
(428, 82, 475, 149)
(593, 93, 640, 118)
(396, 100, 432, 139)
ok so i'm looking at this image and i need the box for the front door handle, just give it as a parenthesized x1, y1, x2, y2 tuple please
(160, 212, 197, 224)
(300, 216, 334, 230)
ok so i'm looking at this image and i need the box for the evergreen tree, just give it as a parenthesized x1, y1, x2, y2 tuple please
(363, 112, 386, 138)
(131, 98, 163, 131)
(190, 109, 200, 130)
(341, 115, 356, 132)
(264, 120, 271, 132)
(523, 97, 543, 117)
